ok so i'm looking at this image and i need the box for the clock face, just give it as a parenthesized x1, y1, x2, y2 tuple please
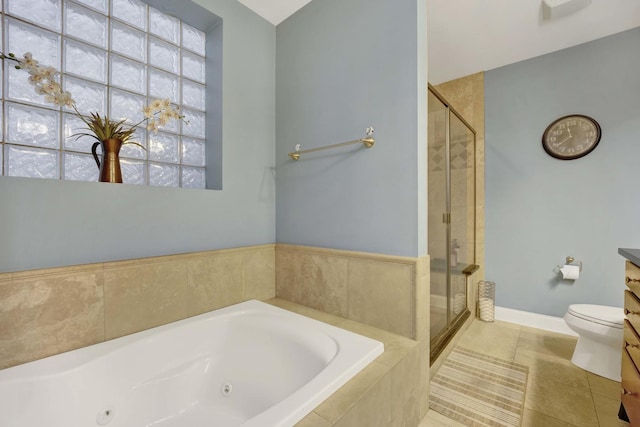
(542, 115, 601, 160)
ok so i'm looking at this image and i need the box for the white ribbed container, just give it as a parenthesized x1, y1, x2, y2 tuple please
(453, 293, 466, 315)
(478, 281, 495, 322)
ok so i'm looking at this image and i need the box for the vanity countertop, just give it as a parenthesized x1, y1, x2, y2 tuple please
(619, 248, 640, 266)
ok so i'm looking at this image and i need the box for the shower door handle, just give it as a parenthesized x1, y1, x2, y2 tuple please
(461, 264, 479, 276)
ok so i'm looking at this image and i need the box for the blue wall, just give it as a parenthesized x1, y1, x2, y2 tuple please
(0, 0, 276, 272)
(485, 27, 640, 316)
(275, 0, 427, 257)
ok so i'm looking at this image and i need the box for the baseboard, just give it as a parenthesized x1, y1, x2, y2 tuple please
(494, 306, 577, 337)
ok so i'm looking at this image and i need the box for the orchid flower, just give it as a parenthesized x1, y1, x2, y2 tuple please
(1, 51, 187, 146)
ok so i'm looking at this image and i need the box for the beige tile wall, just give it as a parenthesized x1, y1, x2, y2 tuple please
(276, 244, 429, 341)
(1, 242, 427, 365)
(0, 244, 275, 370)
(2, 243, 429, 424)
(0, 264, 105, 370)
(276, 244, 432, 422)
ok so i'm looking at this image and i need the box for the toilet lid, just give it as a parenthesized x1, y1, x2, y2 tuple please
(568, 304, 624, 328)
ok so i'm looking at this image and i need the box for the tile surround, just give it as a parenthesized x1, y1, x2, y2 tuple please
(2, 243, 427, 426)
(245, 248, 277, 300)
(104, 259, 189, 340)
(0, 265, 105, 369)
(276, 249, 349, 318)
(272, 298, 421, 427)
(2, 243, 425, 366)
(276, 244, 428, 340)
(186, 252, 245, 316)
(0, 245, 275, 369)
(274, 245, 431, 424)
(347, 259, 413, 337)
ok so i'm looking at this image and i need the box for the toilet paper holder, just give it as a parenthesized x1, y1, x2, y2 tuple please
(557, 256, 582, 271)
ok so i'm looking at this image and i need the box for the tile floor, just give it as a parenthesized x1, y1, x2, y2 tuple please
(419, 319, 630, 427)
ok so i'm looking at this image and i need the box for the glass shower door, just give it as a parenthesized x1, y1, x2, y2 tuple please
(427, 90, 449, 341)
(449, 111, 476, 319)
(428, 85, 476, 363)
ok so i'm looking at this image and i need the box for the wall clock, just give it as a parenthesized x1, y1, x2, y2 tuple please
(542, 114, 601, 160)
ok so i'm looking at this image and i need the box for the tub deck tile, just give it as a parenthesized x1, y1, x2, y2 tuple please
(267, 298, 421, 427)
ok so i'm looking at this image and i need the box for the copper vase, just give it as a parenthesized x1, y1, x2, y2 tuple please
(91, 138, 123, 183)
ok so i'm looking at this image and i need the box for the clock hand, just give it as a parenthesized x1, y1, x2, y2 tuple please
(556, 135, 572, 145)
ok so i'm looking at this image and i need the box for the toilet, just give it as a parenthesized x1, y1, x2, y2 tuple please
(564, 304, 624, 381)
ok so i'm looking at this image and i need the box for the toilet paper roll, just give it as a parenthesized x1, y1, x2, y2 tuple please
(560, 264, 580, 280)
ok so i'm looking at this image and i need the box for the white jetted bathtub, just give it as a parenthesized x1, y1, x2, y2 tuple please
(0, 300, 383, 427)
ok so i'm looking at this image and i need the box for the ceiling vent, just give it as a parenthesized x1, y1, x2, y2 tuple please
(542, 0, 592, 20)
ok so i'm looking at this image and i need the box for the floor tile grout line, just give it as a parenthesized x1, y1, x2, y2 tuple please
(513, 324, 523, 363)
(426, 318, 630, 427)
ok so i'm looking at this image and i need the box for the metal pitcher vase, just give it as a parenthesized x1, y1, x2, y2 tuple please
(91, 138, 123, 183)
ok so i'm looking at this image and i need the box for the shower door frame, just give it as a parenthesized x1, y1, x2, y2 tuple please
(428, 84, 479, 364)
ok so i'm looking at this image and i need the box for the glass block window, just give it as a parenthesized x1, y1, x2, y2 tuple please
(1, 0, 207, 189)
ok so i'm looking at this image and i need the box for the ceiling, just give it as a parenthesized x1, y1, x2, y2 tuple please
(237, 0, 640, 84)
(237, 0, 312, 26)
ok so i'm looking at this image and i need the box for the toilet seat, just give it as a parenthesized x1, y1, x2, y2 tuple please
(567, 304, 624, 329)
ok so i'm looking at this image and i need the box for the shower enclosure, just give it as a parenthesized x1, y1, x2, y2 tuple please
(428, 84, 477, 363)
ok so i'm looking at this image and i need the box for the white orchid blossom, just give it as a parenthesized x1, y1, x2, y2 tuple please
(0, 51, 187, 143)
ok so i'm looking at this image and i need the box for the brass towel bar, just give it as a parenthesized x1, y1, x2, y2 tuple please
(288, 127, 375, 161)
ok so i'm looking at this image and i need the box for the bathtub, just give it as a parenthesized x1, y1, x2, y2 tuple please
(0, 299, 383, 427)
